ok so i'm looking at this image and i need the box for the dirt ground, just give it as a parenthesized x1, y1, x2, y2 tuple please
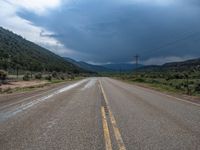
(0, 80, 48, 90)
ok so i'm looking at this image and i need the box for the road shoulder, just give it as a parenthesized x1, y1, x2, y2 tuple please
(112, 78, 200, 106)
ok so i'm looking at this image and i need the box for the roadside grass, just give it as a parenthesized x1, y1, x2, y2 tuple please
(0, 82, 50, 94)
(114, 76, 200, 99)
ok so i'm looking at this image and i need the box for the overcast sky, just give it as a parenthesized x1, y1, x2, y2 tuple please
(0, 0, 200, 65)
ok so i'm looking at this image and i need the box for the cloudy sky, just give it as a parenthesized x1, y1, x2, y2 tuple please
(0, 0, 200, 65)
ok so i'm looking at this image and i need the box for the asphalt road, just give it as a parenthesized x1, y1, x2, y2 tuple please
(0, 77, 200, 150)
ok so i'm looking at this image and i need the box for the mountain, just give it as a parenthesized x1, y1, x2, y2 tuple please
(103, 63, 143, 72)
(64, 58, 110, 72)
(136, 65, 161, 72)
(64, 58, 143, 72)
(0, 27, 85, 73)
(137, 58, 200, 72)
(64, 57, 200, 73)
(64, 57, 146, 72)
(163, 58, 200, 68)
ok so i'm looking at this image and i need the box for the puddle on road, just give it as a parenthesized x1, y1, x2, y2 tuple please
(81, 78, 97, 91)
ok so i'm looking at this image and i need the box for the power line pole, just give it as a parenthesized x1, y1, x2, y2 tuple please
(134, 54, 140, 69)
(134, 54, 140, 77)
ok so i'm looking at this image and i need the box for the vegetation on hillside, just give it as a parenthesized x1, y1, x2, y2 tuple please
(108, 58, 200, 96)
(113, 72, 200, 96)
(0, 27, 85, 73)
(64, 57, 111, 72)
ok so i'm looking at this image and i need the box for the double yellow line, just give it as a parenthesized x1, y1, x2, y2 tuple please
(99, 81, 126, 150)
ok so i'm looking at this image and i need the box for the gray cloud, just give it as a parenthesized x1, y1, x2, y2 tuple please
(17, 0, 200, 64)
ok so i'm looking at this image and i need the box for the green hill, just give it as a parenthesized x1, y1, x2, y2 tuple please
(64, 57, 111, 72)
(116, 58, 200, 96)
(137, 58, 200, 72)
(163, 58, 200, 71)
(64, 57, 143, 72)
(0, 27, 84, 73)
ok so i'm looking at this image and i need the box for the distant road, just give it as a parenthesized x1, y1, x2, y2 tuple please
(0, 78, 200, 150)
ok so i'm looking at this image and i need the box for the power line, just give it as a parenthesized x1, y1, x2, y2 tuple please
(145, 30, 200, 56)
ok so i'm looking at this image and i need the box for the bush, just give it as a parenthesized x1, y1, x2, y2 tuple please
(150, 79, 160, 84)
(60, 74, 65, 80)
(165, 75, 173, 81)
(23, 72, 31, 81)
(70, 75, 75, 80)
(3, 87, 12, 93)
(35, 73, 42, 79)
(45, 74, 52, 81)
(195, 83, 200, 92)
(52, 71, 59, 79)
(133, 78, 145, 82)
(175, 84, 182, 90)
(0, 70, 8, 82)
(172, 73, 184, 79)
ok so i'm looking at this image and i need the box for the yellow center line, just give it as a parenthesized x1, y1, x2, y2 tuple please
(101, 106, 113, 150)
(109, 110, 126, 150)
(99, 80, 127, 150)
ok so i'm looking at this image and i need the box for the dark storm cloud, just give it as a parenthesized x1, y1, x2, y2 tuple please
(18, 0, 200, 64)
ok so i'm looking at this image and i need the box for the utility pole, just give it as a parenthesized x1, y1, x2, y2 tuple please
(134, 54, 140, 69)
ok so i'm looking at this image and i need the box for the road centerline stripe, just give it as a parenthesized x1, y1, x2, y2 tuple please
(101, 106, 113, 150)
(99, 80, 127, 150)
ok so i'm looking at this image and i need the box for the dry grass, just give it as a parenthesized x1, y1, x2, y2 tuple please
(0, 80, 49, 94)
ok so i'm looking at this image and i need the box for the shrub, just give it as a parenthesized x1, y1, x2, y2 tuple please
(165, 75, 173, 81)
(35, 73, 42, 79)
(133, 78, 145, 82)
(60, 74, 65, 80)
(45, 74, 52, 81)
(52, 71, 59, 79)
(0, 70, 8, 82)
(73, 69, 80, 74)
(23, 72, 31, 81)
(150, 79, 160, 84)
(70, 75, 75, 80)
(3, 87, 12, 93)
(195, 83, 200, 92)
(173, 73, 184, 79)
(175, 84, 181, 90)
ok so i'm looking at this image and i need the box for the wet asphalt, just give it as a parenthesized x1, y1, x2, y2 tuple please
(0, 77, 199, 150)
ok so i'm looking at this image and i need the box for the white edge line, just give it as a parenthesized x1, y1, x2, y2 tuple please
(0, 79, 88, 110)
(0, 79, 89, 120)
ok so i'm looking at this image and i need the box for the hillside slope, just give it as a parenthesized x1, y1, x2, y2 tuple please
(103, 63, 143, 72)
(137, 58, 200, 72)
(64, 57, 111, 72)
(0, 27, 84, 73)
(64, 58, 143, 72)
(163, 58, 200, 70)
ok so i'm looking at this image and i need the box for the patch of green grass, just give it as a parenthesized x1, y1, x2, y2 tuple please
(115, 76, 200, 97)
(141, 82, 183, 93)
(120, 78, 181, 93)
